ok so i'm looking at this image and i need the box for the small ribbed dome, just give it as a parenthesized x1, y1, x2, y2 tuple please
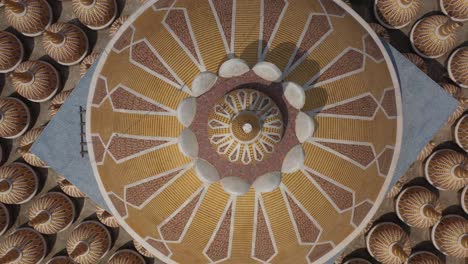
(28, 192, 75, 234)
(447, 100, 465, 124)
(448, 47, 468, 89)
(416, 141, 436, 161)
(0, 202, 10, 236)
(441, 83, 462, 101)
(431, 215, 468, 258)
(3, 0, 52, 37)
(0, 31, 23, 73)
(96, 207, 119, 228)
(374, 0, 422, 29)
(425, 149, 468, 190)
(80, 53, 99, 77)
(46, 255, 76, 264)
(410, 15, 463, 59)
(440, 0, 468, 22)
(57, 176, 86, 198)
(407, 251, 442, 264)
(66, 220, 111, 264)
(133, 240, 154, 258)
(0, 228, 47, 264)
(386, 176, 408, 198)
(18, 126, 48, 168)
(108, 249, 146, 264)
(43, 23, 89, 66)
(71, 0, 117, 30)
(461, 185, 467, 214)
(403, 53, 428, 74)
(109, 16, 128, 36)
(369, 22, 390, 42)
(49, 89, 73, 117)
(366, 222, 412, 264)
(0, 163, 38, 204)
(395, 186, 442, 228)
(343, 258, 372, 264)
(455, 114, 467, 152)
(0, 97, 30, 139)
(10, 60, 60, 102)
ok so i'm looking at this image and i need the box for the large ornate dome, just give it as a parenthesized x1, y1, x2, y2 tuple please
(86, 0, 402, 263)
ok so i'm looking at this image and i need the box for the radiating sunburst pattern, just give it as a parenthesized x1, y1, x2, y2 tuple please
(87, 0, 401, 263)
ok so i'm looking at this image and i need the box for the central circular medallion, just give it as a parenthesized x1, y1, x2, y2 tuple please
(208, 89, 283, 165)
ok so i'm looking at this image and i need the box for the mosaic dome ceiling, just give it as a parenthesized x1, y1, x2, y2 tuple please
(86, 0, 402, 263)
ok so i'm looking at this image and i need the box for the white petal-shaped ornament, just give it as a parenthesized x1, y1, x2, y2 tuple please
(177, 97, 196, 127)
(252, 172, 282, 193)
(218, 58, 250, 78)
(191, 72, 217, 97)
(253, 61, 282, 82)
(282, 145, 305, 173)
(194, 159, 220, 183)
(221, 177, 251, 195)
(295, 112, 315, 143)
(283, 81, 305, 109)
(178, 129, 198, 158)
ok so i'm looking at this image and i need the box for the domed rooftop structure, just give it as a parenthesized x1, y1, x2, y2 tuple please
(66, 220, 111, 264)
(0, 163, 38, 204)
(108, 249, 146, 264)
(80, 53, 100, 77)
(407, 251, 442, 264)
(0, 30, 23, 74)
(374, 0, 421, 29)
(133, 239, 154, 258)
(49, 89, 74, 117)
(395, 186, 442, 228)
(0, 228, 47, 264)
(3, 0, 52, 37)
(416, 141, 436, 162)
(410, 15, 463, 59)
(46, 255, 76, 264)
(441, 83, 462, 101)
(72, 0, 118, 30)
(448, 46, 468, 89)
(440, 0, 468, 22)
(96, 207, 119, 228)
(110, 16, 128, 36)
(425, 149, 468, 190)
(18, 127, 48, 168)
(431, 214, 468, 258)
(28, 192, 75, 234)
(455, 114, 467, 152)
(57, 176, 86, 198)
(43, 23, 89, 66)
(0, 97, 30, 139)
(462, 185, 468, 214)
(366, 222, 411, 264)
(10, 60, 60, 102)
(87, 0, 402, 262)
(0, 202, 10, 236)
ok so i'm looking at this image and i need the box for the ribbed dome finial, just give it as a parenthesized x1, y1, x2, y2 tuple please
(10, 71, 33, 84)
(438, 20, 463, 37)
(70, 241, 89, 259)
(391, 243, 409, 261)
(453, 162, 468, 179)
(28, 210, 50, 226)
(44, 31, 65, 45)
(80, 0, 95, 6)
(422, 204, 441, 219)
(0, 179, 11, 192)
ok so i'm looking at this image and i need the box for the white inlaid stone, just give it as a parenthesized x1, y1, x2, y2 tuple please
(194, 159, 220, 183)
(295, 112, 315, 143)
(191, 71, 217, 97)
(178, 129, 198, 158)
(252, 61, 282, 82)
(252, 172, 281, 193)
(282, 145, 305, 173)
(177, 97, 196, 127)
(220, 177, 250, 195)
(283, 81, 305, 109)
(218, 58, 250, 78)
